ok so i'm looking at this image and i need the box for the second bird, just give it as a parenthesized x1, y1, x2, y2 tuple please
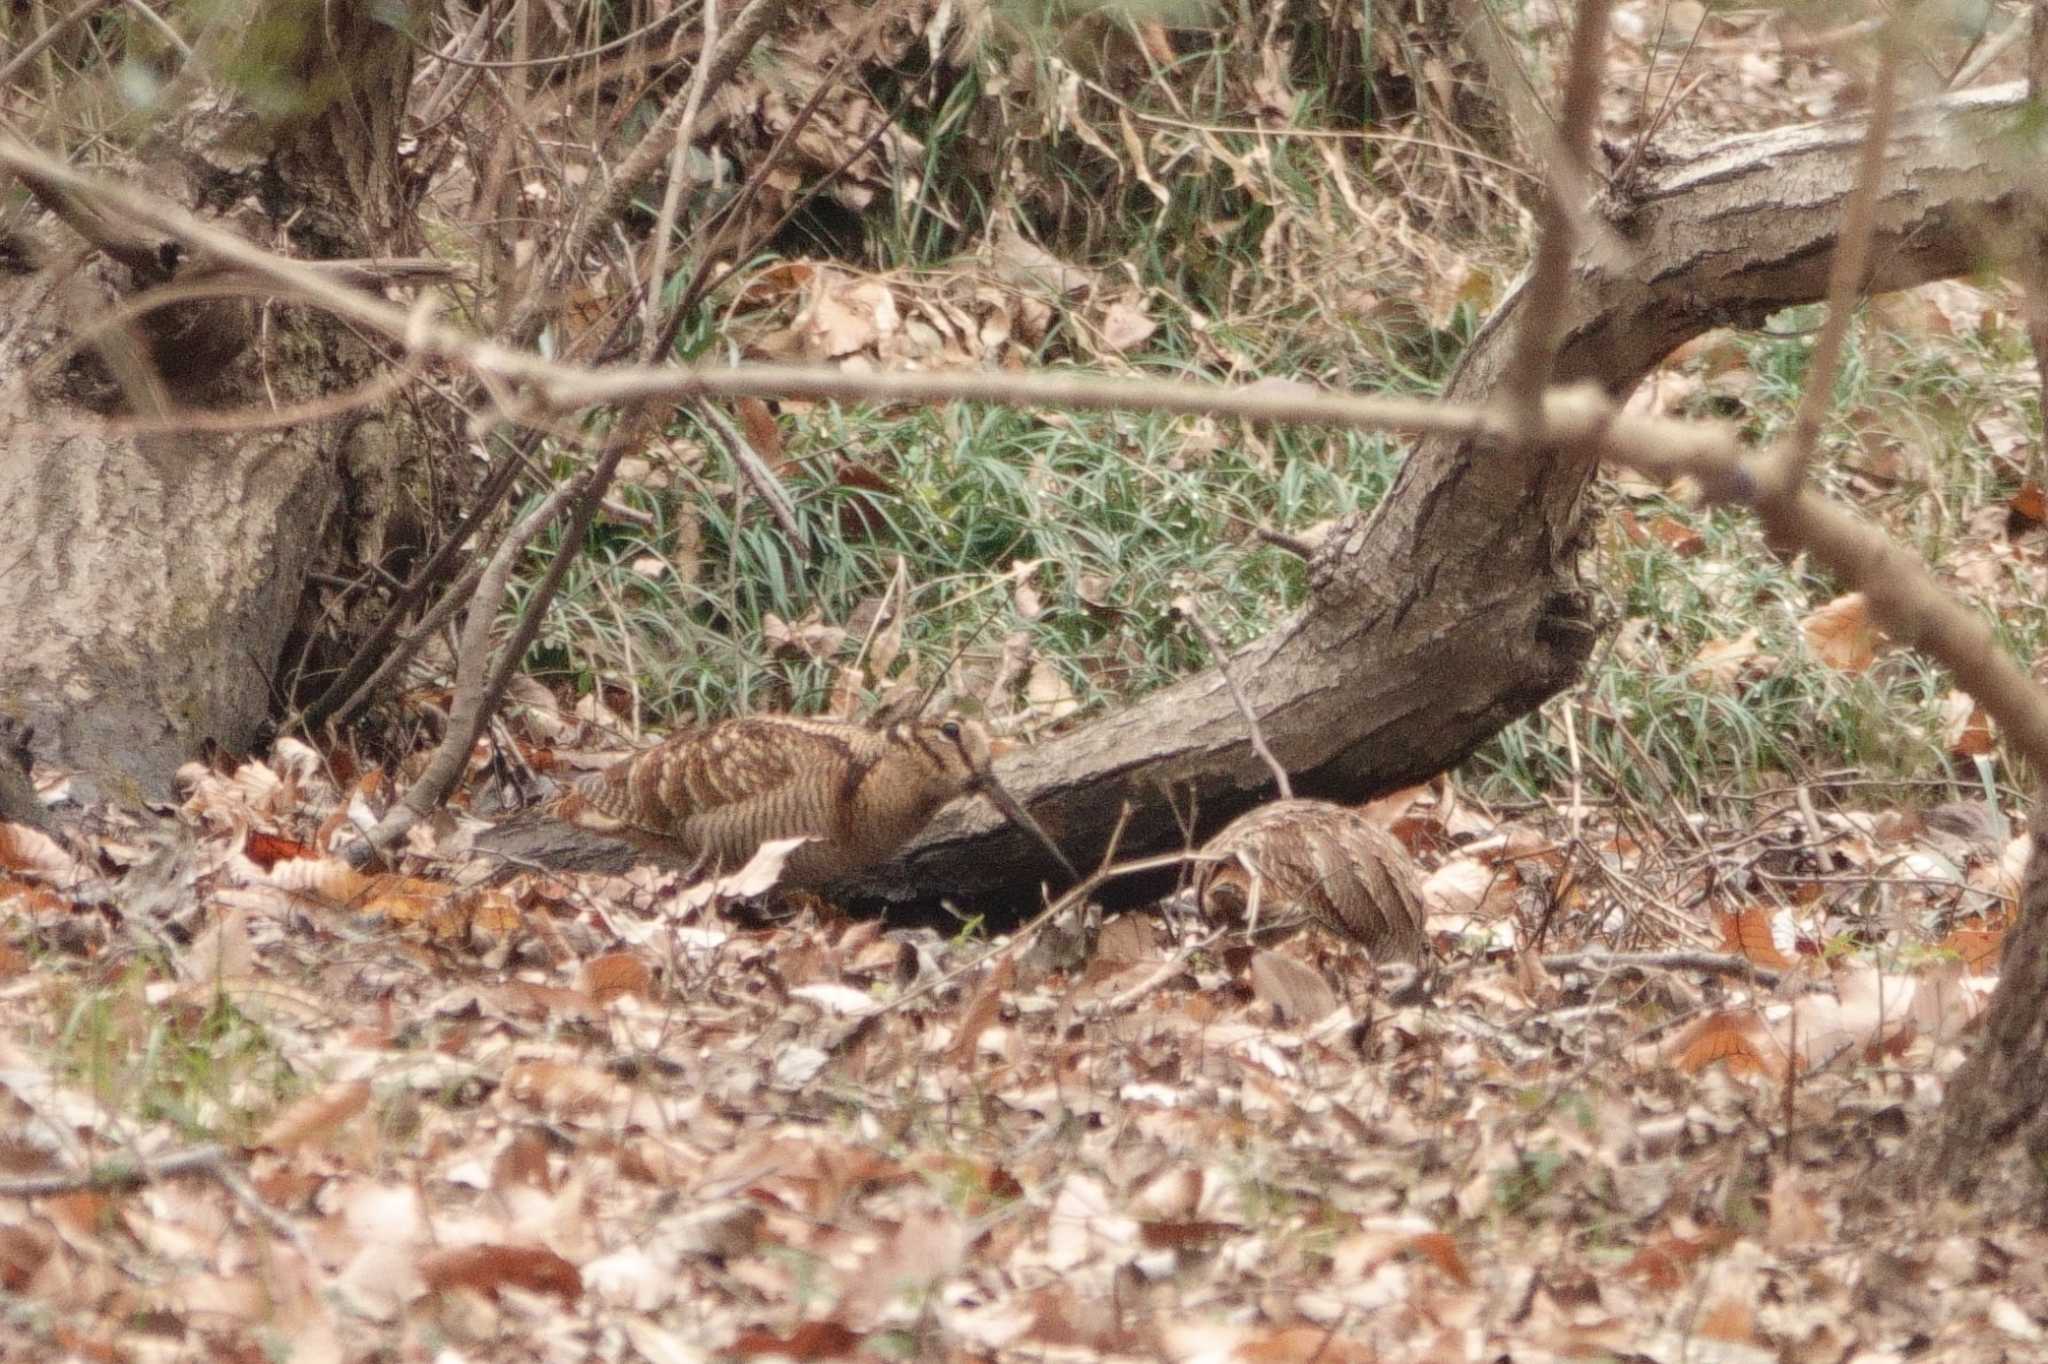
(550, 713, 1078, 887)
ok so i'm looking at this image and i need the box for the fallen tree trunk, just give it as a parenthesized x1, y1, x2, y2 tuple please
(842, 81, 2032, 919)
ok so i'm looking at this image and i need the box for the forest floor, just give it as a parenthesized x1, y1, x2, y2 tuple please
(5, 0, 2048, 1360)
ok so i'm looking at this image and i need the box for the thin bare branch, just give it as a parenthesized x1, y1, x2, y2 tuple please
(0, 0, 111, 93)
(1503, 0, 1617, 429)
(360, 437, 630, 856)
(1173, 595, 1292, 799)
(1774, 32, 1901, 490)
(639, 0, 719, 360)
(512, 0, 782, 345)
(692, 397, 804, 551)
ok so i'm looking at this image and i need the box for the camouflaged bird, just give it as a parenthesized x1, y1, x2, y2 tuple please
(1196, 799, 1430, 962)
(550, 713, 1077, 887)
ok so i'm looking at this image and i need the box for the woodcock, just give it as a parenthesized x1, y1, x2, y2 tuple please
(550, 713, 1079, 888)
(1196, 799, 1430, 963)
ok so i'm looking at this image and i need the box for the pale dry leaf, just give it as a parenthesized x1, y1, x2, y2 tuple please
(673, 836, 808, 913)
(0, 821, 84, 881)
(1024, 658, 1080, 722)
(1098, 297, 1158, 353)
(1941, 689, 1995, 758)
(1687, 628, 1777, 691)
(183, 905, 253, 981)
(258, 1080, 373, 1151)
(1800, 593, 1876, 672)
(1009, 558, 1045, 620)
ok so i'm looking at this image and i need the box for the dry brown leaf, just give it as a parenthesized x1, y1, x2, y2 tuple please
(1669, 1010, 1779, 1077)
(1687, 628, 1777, 691)
(945, 957, 1014, 1067)
(1714, 905, 1799, 969)
(732, 1321, 865, 1360)
(0, 822, 80, 879)
(1098, 297, 1157, 353)
(257, 1080, 372, 1151)
(419, 1244, 582, 1302)
(1800, 592, 1876, 672)
(580, 952, 653, 1004)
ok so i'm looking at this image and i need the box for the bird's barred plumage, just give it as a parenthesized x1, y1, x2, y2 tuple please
(551, 713, 1076, 887)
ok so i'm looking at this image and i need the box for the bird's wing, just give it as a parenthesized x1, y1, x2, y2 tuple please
(560, 719, 864, 861)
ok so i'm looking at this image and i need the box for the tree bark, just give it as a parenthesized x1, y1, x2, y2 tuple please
(1917, 807, 2048, 1211)
(0, 0, 423, 801)
(1913, 0, 2048, 1208)
(839, 81, 2035, 918)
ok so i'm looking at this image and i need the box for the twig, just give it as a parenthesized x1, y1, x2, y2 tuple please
(1254, 526, 1317, 559)
(511, 0, 782, 346)
(326, 558, 489, 727)
(1774, 31, 1899, 490)
(360, 436, 632, 856)
(669, 53, 919, 325)
(0, 1144, 228, 1197)
(0, 0, 111, 93)
(1172, 594, 1291, 799)
(1568, 386, 2048, 777)
(1949, 14, 2026, 89)
(1078, 925, 1226, 1021)
(692, 398, 804, 556)
(297, 433, 532, 730)
(1502, 0, 1617, 429)
(0, 1144, 314, 1257)
(884, 819, 1216, 1017)
(477, 438, 636, 723)
(638, 0, 719, 358)
(1539, 949, 1784, 989)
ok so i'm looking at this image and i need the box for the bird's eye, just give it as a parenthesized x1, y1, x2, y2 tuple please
(940, 720, 962, 741)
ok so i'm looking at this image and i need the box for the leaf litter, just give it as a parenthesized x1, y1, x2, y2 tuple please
(1, 704, 2046, 1361)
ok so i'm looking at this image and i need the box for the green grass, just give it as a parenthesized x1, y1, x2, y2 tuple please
(522, 394, 1410, 728)
(514, 0, 2043, 820)
(1471, 308, 2047, 810)
(51, 973, 301, 1145)
(522, 284, 2048, 820)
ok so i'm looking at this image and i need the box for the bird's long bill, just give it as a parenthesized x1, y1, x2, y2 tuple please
(982, 778, 1080, 884)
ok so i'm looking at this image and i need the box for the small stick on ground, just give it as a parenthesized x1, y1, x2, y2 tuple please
(1539, 949, 1784, 989)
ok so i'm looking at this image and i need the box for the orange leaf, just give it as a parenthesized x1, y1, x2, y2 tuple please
(731, 1321, 864, 1360)
(2009, 481, 2048, 528)
(1714, 906, 1797, 969)
(1138, 1219, 1240, 1250)
(256, 1080, 371, 1151)
(242, 829, 314, 869)
(1673, 1011, 1777, 1077)
(419, 1244, 582, 1301)
(1403, 1230, 1472, 1286)
(579, 952, 653, 1004)
(1645, 514, 1706, 555)
(1800, 592, 1877, 672)
(1237, 1328, 1376, 1363)
(1687, 629, 1774, 691)
(736, 397, 791, 476)
(1938, 907, 2013, 972)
